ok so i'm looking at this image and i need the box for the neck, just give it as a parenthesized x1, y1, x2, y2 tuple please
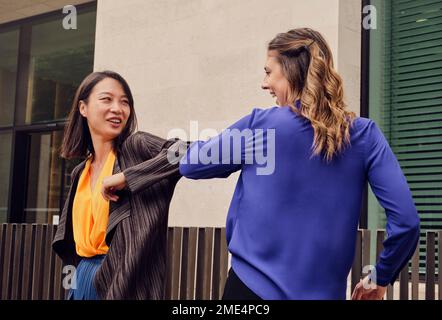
(90, 134, 113, 164)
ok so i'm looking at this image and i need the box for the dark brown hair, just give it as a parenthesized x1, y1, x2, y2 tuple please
(60, 70, 138, 159)
(268, 28, 356, 162)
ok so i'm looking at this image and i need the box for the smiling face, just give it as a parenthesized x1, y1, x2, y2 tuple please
(79, 77, 131, 142)
(261, 50, 294, 107)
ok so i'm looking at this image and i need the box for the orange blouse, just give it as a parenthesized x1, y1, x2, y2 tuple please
(72, 150, 116, 257)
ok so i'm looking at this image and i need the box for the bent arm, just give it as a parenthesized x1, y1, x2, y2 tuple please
(123, 134, 188, 194)
(179, 109, 265, 179)
(366, 121, 420, 286)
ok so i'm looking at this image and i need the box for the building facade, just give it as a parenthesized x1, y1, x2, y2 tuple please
(0, 1, 440, 275)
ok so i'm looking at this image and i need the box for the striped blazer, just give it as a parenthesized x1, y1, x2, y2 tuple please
(53, 132, 187, 299)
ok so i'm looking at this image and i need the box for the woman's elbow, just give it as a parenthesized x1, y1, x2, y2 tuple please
(406, 209, 420, 238)
(179, 161, 198, 179)
(179, 163, 190, 177)
(411, 215, 420, 235)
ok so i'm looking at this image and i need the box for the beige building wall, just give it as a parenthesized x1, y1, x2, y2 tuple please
(338, 0, 362, 114)
(93, 0, 362, 227)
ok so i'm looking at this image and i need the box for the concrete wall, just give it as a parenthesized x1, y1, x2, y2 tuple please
(338, 0, 362, 115)
(93, 0, 361, 227)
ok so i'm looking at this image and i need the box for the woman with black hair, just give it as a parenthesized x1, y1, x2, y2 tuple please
(53, 70, 186, 299)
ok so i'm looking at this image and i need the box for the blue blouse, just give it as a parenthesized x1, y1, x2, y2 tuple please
(179, 106, 420, 299)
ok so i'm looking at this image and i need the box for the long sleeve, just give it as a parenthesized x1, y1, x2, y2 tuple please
(123, 132, 188, 194)
(179, 108, 271, 179)
(365, 121, 420, 286)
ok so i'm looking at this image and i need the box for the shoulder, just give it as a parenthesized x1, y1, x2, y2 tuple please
(352, 116, 372, 129)
(350, 118, 391, 166)
(250, 106, 279, 119)
(124, 131, 167, 145)
(248, 106, 311, 130)
(351, 117, 385, 143)
(245, 106, 284, 127)
(121, 131, 169, 159)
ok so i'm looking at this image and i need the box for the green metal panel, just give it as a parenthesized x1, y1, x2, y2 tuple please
(368, 0, 442, 274)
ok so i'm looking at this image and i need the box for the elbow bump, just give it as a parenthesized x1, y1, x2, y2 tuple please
(178, 164, 188, 177)
(178, 163, 194, 178)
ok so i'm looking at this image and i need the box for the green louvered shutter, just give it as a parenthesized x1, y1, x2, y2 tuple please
(388, 0, 442, 273)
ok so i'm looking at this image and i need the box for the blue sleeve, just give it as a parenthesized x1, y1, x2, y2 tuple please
(179, 108, 262, 179)
(365, 120, 420, 286)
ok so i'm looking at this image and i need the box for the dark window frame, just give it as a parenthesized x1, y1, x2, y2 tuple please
(0, 1, 96, 222)
(359, 0, 371, 229)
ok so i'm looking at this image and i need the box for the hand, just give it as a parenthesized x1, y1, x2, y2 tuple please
(351, 275, 387, 300)
(101, 172, 127, 202)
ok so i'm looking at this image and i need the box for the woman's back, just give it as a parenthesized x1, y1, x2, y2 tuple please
(180, 105, 419, 299)
(231, 106, 369, 299)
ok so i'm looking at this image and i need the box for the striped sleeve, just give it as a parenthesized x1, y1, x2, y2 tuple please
(123, 133, 188, 194)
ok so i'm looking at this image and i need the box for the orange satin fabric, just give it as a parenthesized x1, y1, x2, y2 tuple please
(72, 150, 116, 257)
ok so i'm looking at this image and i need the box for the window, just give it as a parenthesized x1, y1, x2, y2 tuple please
(20, 10, 96, 125)
(0, 26, 18, 222)
(0, 3, 96, 223)
(0, 28, 19, 127)
(0, 132, 12, 222)
(25, 131, 64, 223)
(368, 0, 442, 273)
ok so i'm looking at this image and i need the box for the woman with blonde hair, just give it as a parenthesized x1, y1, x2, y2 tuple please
(179, 28, 419, 300)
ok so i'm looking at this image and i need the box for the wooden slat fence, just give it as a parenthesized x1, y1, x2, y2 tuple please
(0, 224, 440, 300)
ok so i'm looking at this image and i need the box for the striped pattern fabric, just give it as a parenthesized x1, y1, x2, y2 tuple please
(53, 132, 187, 299)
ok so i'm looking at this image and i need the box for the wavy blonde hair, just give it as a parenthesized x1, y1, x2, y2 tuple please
(268, 28, 356, 162)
